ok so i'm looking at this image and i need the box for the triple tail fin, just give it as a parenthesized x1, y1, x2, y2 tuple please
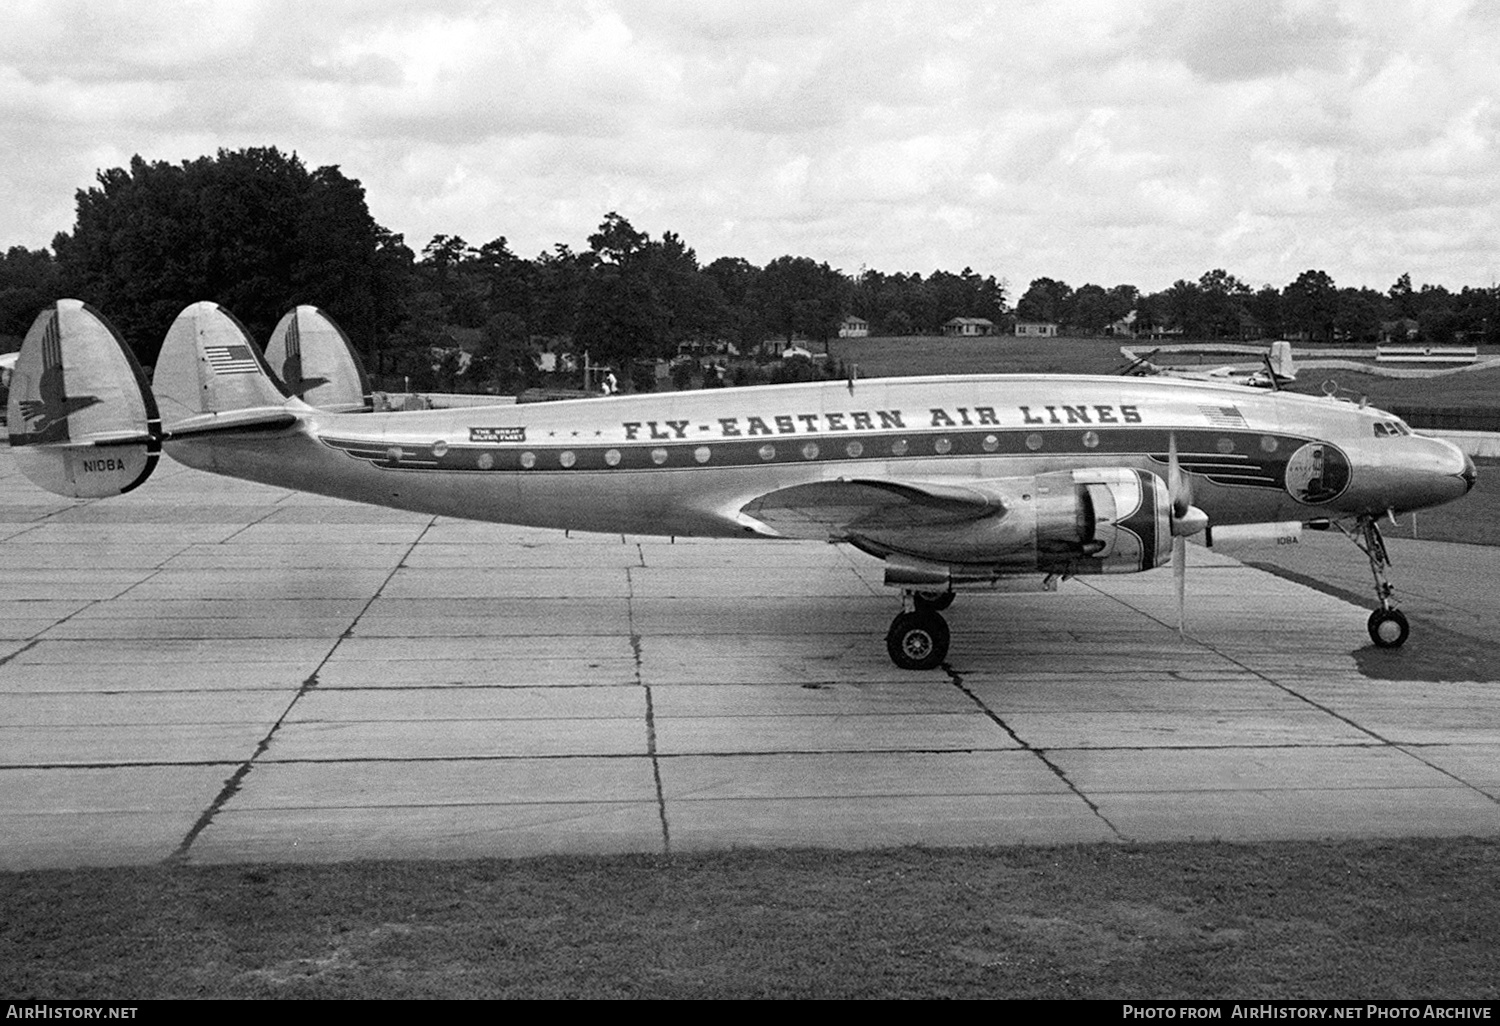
(6, 300, 160, 498)
(152, 301, 297, 432)
(7, 300, 305, 500)
(264, 306, 373, 412)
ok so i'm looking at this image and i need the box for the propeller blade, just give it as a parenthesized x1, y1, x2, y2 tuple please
(1168, 431, 1192, 519)
(1167, 432, 1200, 636)
(1174, 534, 1187, 635)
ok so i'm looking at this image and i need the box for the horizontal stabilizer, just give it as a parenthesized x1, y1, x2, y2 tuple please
(163, 407, 301, 439)
(5, 300, 161, 497)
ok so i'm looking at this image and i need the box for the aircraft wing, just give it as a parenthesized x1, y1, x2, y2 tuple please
(738, 466, 1176, 583)
(741, 477, 1003, 540)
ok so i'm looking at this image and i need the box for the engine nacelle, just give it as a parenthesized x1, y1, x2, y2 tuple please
(865, 467, 1173, 582)
(1050, 467, 1173, 574)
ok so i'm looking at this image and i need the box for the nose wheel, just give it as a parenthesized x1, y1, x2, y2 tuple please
(1367, 608, 1409, 648)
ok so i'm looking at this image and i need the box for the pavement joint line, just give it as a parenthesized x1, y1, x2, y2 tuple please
(0, 760, 248, 771)
(208, 748, 1038, 764)
(941, 662, 1127, 841)
(1189, 630, 1500, 809)
(839, 547, 889, 598)
(1080, 568, 1500, 806)
(627, 565, 672, 855)
(210, 506, 293, 544)
(20, 564, 179, 644)
(209, 799, 664, 813)
(165, 517, 441, 865)
(11, 740, 1465, 771)
(0, 639, 41, 668)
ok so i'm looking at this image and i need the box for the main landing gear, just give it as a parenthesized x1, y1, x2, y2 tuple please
(886, 591, 954, 670)
(1338, 514, 1409, 648)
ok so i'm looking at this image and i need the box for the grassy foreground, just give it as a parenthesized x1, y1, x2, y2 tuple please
(3, 840, 1498, 1000)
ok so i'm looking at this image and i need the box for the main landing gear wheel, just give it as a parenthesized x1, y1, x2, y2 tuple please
(1368, 608, 1409, 648)
(912, 590, 954, 612)
(886, 610, 950, 671)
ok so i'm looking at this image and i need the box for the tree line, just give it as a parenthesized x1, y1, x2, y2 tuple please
(1, 147, 1496, 394)
(1014, 269, 1499, 348)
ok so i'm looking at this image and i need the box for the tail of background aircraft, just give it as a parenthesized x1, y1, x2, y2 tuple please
(264, 306, 373, 413)
(1266, 340, 1295, 385)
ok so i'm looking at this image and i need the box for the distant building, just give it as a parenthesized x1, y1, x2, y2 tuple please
(1238, 313, 1269, 341)
(944, 317, 995, 337)
(1104, 311, 1138, 337)
(1380, 318, 1420, 344)
(1014, 320, 1058, 338)
(780, 343, 814, 360)
(839, 316, 869, 338)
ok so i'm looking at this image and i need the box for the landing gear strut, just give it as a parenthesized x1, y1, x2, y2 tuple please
(912, 589, 954, 613)
(1341, 515, 1410, 648)
(887, 592, 952, 670)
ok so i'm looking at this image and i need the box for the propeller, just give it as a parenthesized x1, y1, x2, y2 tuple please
(1167, 432, 1209, 635)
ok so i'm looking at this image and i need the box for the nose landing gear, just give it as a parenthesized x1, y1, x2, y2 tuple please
(1340, 514, 1410, 648)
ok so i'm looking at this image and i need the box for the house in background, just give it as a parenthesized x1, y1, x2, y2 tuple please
(1014, 320, 1058, 338)
(943, 317, 995, 337)
(839, 315, 869, 338)
(1105, 311, 1137, 337)
(1380, 318, 1420, 344)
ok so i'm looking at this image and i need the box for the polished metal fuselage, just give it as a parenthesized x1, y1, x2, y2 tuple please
(165, 374, 1474, 539)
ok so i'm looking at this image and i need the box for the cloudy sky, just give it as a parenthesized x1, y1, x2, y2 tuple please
(3, 0, 1498, 294)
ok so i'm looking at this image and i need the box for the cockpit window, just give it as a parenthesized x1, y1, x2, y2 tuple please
(1372, 420, 1411, 437)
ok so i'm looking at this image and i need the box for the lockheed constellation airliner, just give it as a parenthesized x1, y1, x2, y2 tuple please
(6, 300, 1475, 669)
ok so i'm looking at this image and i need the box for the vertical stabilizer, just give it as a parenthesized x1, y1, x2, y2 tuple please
(5, 300, 160, 497)
(1268, 340, 1295, 383)
(153, 302, 291, 426)
(264, 306, 373, 412)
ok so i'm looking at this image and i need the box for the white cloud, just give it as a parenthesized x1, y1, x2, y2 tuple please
(0, 0, 1498, 293)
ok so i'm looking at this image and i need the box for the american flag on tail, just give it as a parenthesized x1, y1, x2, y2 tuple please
(203, 344, 260, 375)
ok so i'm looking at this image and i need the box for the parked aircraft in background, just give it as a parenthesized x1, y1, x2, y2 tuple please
(6, 301, 1473, 668)
(1125, 340, 1297, 390)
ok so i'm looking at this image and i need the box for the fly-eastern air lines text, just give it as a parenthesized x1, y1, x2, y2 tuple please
(621, 405, 1144, 441)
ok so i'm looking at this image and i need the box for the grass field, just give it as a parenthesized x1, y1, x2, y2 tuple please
(4, 840, 1497, 999)
(826, 334, 1132, 377)
(824, 334, 1500, 410)
(1285, 366, 1500, 409)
